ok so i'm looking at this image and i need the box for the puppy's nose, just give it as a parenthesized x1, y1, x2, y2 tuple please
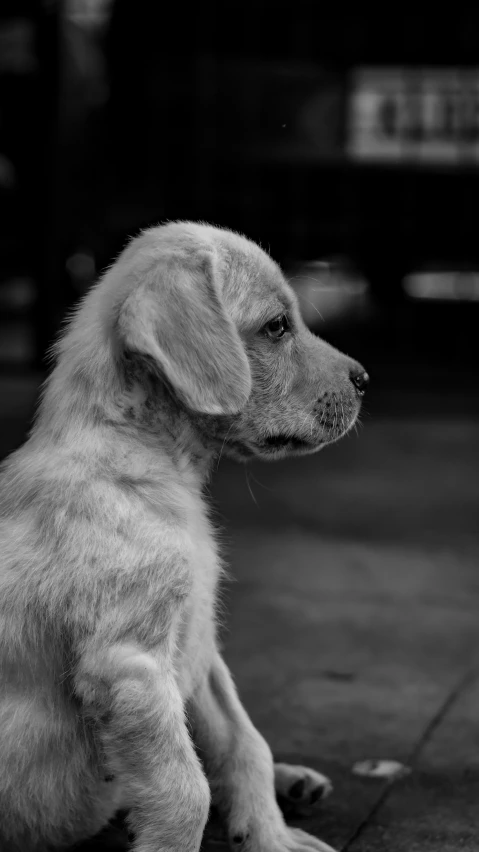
(350, 368, 370, 396)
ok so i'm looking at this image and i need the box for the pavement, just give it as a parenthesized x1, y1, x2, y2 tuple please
(207, 413, 479, 852)
(1, 374, 478, 851)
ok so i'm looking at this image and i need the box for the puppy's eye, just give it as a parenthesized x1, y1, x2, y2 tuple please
(263, 314, 290, 341)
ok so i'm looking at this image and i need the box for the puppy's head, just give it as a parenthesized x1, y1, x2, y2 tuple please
(113, 221, 367, 461)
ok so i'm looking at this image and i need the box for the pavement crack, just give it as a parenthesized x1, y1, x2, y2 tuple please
(340, 661, 479, 851)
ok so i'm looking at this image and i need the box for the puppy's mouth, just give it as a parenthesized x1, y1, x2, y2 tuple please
(257, 434, 316, 451)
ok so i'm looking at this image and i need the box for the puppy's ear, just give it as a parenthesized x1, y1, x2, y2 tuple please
(117, 248, 251, 415)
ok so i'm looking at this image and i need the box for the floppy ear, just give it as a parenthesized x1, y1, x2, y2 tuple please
(117, 248, 252, 415)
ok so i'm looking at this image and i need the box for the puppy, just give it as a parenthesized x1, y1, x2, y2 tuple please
(0, 222, 368, 852)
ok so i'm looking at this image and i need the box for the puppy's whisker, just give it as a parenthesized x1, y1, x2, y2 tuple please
(299, 411, 311, 438)
(244, 470, 259, 507)
(296, 295, 325, 322)
(216, 422, 236, 470)
(340, 398, 346, 434)
(245, 472, 276, 494)
(288, 272, 330, 286)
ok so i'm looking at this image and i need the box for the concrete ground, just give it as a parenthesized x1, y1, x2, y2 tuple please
(1, 376, 478, 851)
(207, 413, 479, 852)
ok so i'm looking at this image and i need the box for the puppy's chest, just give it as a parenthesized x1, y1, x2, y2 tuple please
(173, 509, 223, 695)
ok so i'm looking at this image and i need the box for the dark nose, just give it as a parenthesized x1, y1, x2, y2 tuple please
(350, 368, 370, 396)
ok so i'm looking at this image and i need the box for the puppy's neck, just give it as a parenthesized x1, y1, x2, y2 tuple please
(117, 372, 219, 485)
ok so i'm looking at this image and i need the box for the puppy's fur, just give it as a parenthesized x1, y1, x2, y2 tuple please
(0, 222, 365, 852)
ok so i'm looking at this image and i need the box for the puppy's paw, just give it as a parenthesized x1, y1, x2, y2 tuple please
(274, 763, 333, 814)
(231, 825, 336, 852)
(280, 826, 336, 852)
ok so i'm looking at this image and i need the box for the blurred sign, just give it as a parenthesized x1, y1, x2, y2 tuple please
(348, 68, 479, 165)
(403, 270, 479, 301)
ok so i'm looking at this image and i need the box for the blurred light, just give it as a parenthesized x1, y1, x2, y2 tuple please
(290, 260, 371, 328)
(0, 155, 15, 189)
(66, 250, 96, 292)
(0, 322, 34, 364)
(0, 277, 35, 310)
(0, 19, 36, 75)
(403, 271, 479, 301)
(65, 0, 113, 30)
(348, 67, 479, 166)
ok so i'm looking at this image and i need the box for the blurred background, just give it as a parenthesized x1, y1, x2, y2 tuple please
(1, 1, 479, 408)
(1, 4, 479, 850)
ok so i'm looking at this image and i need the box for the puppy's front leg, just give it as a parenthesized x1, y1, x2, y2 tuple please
(189, 653, 336, 852)
(75, 642, 211, 852)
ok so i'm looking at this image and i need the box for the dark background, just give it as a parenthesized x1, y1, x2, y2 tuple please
(1, 2, 479, 413)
